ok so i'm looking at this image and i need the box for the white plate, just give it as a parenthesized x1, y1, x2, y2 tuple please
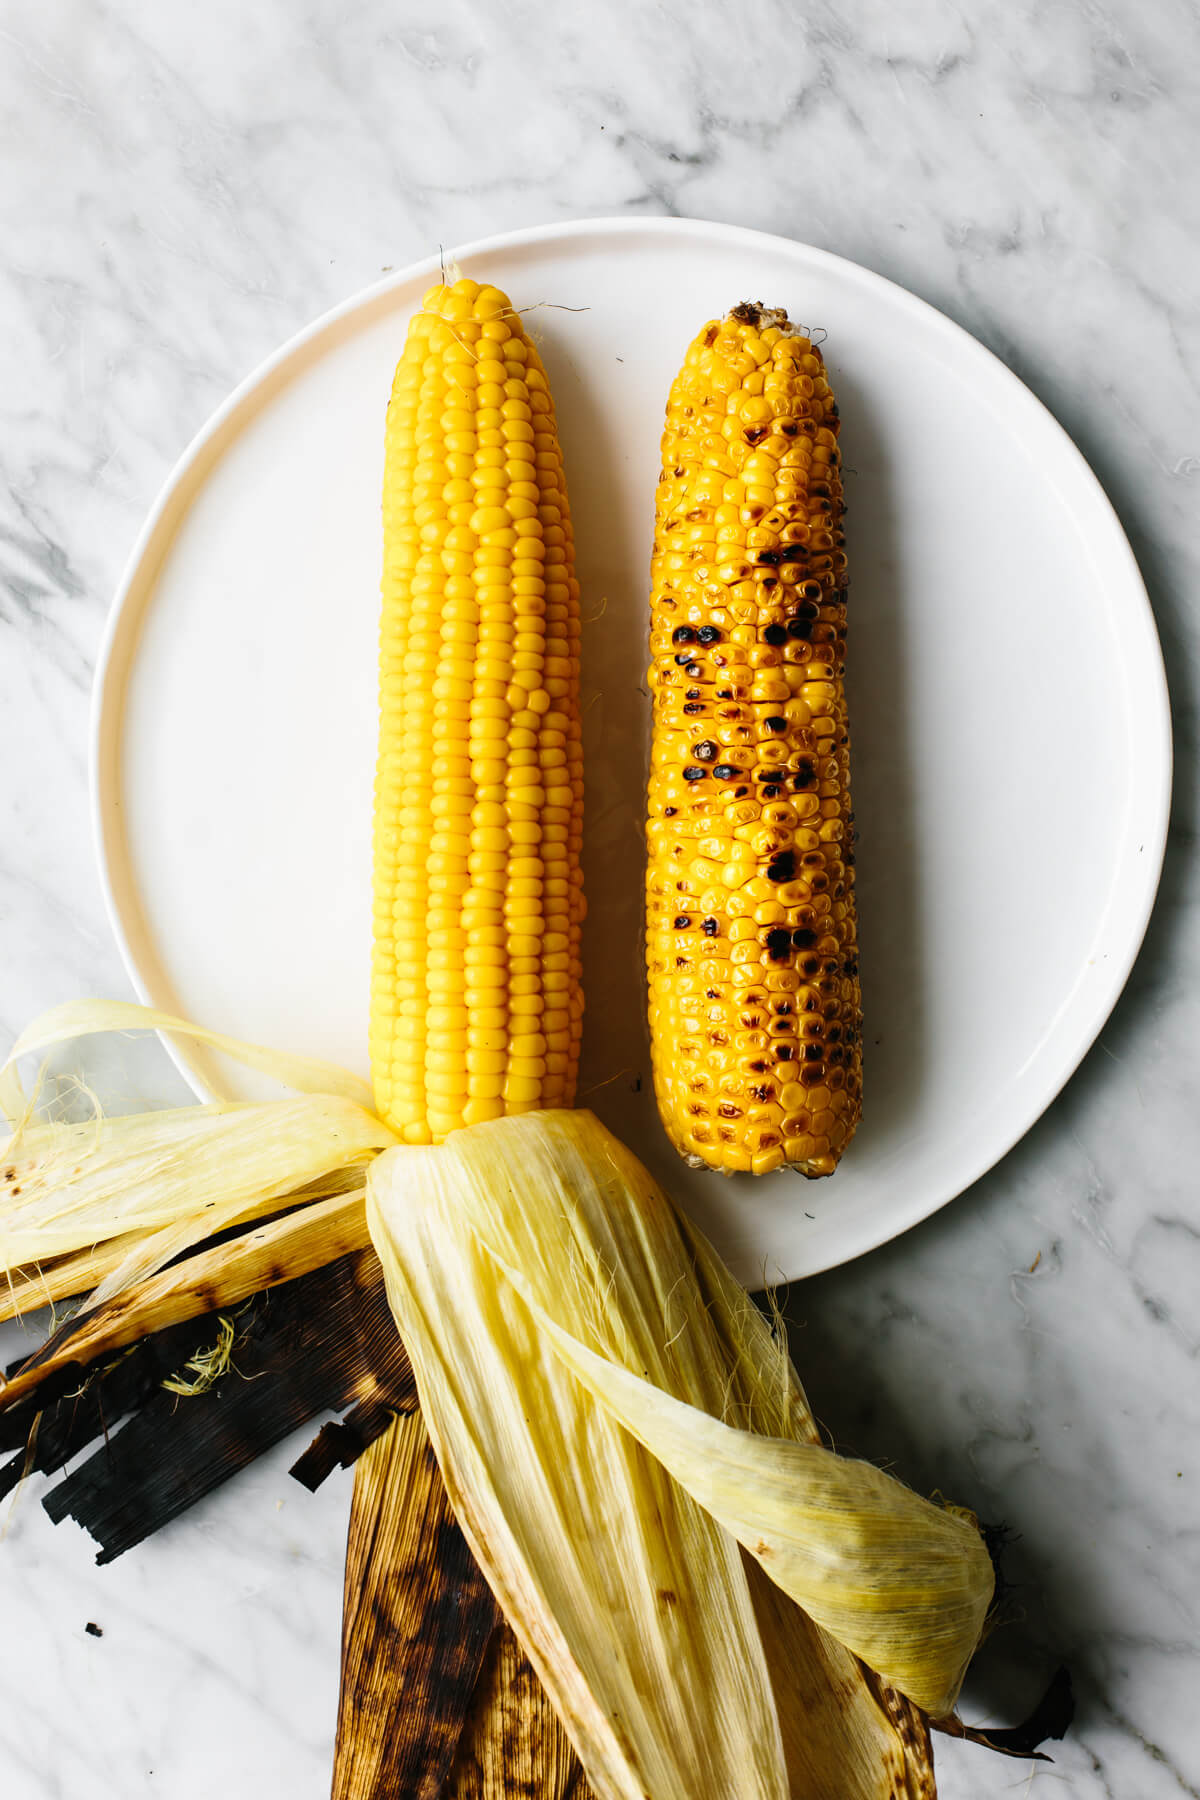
(92, 217, 1170, 1286)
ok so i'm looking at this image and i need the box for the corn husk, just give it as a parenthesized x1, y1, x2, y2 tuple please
(0, 998, 375, 1117)
(667, 1223, 938, 1791)
(0, 1166, 367, 1327)
(2, 1230, 159, 1323)
(525, 1305, 985, 1712)
(367, 1108, 993, 1798)
(31, 1250, 414, 1563)
(0, 1003, 984, 1791)
(332, 1411, 503, 1798)
(449, 1623, 592, 1800)
(334, 1416, 589, 1800)
(0, 1099, 387, 1283)
(0, 1000, 392, 1314)
(0, 1186, 370, 1410)
(740, 1556, 935, 1798)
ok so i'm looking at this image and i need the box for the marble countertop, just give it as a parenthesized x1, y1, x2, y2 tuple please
(1, 3, 1197, 1795)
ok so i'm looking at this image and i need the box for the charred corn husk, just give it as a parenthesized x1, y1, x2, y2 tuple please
(368, 1109, 993, 1799)
(371, 276, 585, 1142)
(449, 1624, 590, 1799)
(0, 1185, 370, 1410)
(11, 1250, 414, 1562)
(646, 305, 861, 1178)
(332, 1413, 502, 1798)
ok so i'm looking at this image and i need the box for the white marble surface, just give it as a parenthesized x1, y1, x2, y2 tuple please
(0, 2, 1197, 1795)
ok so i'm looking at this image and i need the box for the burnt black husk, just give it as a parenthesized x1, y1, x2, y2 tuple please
(14, 1252, 413, 1561)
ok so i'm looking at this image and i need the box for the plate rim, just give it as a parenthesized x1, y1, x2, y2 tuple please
(90, 213, 1173, 1278)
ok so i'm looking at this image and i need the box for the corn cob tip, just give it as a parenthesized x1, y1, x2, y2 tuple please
(726, 301, 805, 336)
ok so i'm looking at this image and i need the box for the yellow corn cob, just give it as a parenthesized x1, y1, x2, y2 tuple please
(353, 275, 591, 1798)
(646, 303, 862, 1179)
(370, 277, 585, 1143)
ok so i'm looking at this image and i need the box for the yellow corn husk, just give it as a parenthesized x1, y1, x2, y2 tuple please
(367, 1108, 993, 1797)
(645, 305, 860, 1179)
(0, 997, 376, 1117)
(2, 1231, 161, 1324)
(0, 1000, 393, 1316)
(659, 1221, 937, 1790)
(740, 1558, 935, 1798)
(371, 1124, 788, 1800)
(371, 274, 585, 1145)
(0, 1162, 367, 1329)
(0, 1100, 386, 1272)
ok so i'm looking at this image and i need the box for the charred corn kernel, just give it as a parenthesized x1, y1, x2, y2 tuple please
(370, 277, 585, 1141)
(645, 303, 860, 1179)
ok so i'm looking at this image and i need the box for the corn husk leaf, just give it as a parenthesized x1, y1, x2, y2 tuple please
(332, 1411, 502, 1799)
(1, 1186, 370, 1411)
(33, 1250, 413, 1562)
(449, 1621, 593, 1800)
(671, 1220, 938, 1788)
(333, 1418, 590, 1800)
(0, 1097, 390, 1297)
(1, 1306, 219, 1499)
(0, 997, 375, 1118)
(2, 1230, 157, 1324)
(671, 1224, 939, 1792)
(0, 1000, 393, 1316)
(518, 1297, 986, 1716)
(367, 1109, 993, 1798)
(0, 1168, 367, 1327)
(740, 1553, 935, 1798)
(370, 1116, 790, 1800)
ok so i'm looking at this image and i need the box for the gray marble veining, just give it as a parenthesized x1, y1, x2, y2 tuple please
(1, 2, 1198, 1794)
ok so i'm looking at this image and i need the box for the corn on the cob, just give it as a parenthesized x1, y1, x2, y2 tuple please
(371, 277, 585, 1142)
(646, 304, 861, 1178)
(351, 275, 591, 1797)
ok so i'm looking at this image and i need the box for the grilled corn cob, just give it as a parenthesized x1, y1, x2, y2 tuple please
(371, 278, 585, 1141)
(646, 304, 861, 1178)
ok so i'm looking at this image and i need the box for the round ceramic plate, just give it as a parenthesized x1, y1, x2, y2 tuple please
(92, 217, 1170, 1287)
